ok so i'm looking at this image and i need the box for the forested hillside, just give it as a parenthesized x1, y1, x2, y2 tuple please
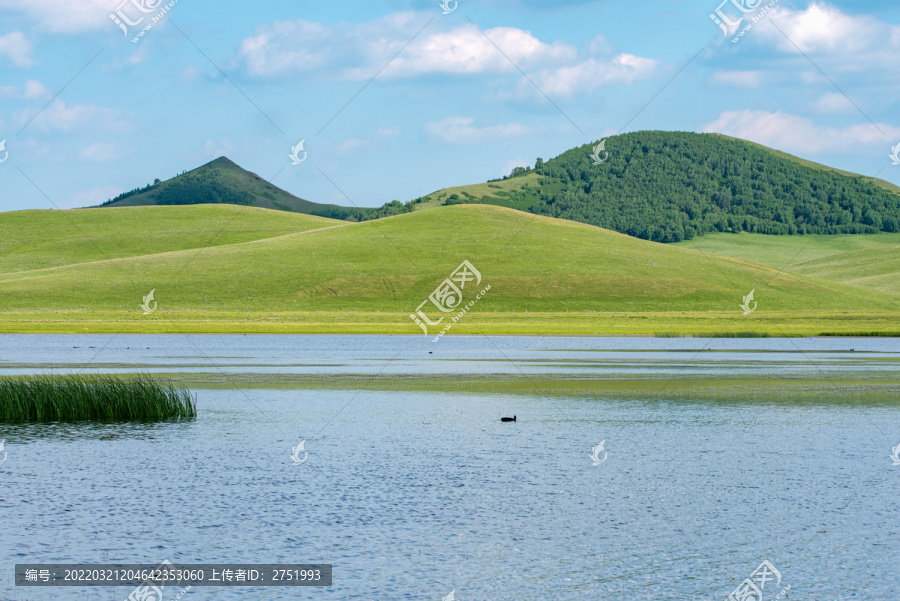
(426, 131, 900, 242)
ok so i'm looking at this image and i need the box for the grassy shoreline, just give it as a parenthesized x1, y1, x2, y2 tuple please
(1, 310, 899, 336)
(31, 371, 899, 406)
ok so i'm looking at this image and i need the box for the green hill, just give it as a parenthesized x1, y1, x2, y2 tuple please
(96, 133, 900, 243)
(0, 204, 339, 274)
(791, 246, 900, 294)
(1, 204, 898, 335)
(100, 156, 423, 222)
(416, 131, 900, 242)
(676, 232, 900, 294)
(100, 156, 350, 217)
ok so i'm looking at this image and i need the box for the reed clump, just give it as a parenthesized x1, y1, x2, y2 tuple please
(0, 375, 197, 423)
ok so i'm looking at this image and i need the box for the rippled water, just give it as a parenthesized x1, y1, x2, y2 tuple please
(1, 336, 899, 600)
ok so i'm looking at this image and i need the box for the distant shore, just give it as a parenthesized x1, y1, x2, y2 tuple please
(1, 310, 898, 336)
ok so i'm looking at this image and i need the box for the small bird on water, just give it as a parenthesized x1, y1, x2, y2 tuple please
(501, 415, 516, 422)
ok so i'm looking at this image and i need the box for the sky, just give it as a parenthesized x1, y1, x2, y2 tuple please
(0, 0, 899, 211)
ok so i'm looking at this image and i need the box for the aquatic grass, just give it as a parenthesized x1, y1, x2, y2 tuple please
(0, 375, 197, 423)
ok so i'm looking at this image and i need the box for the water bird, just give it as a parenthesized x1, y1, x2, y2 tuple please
(501, 415, 516, 422)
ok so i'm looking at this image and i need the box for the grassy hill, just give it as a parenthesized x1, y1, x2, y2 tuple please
(412, 172, 544, 212)
(676, 232, 900, 294)
(100, 156, 349, 216)
(0, 204, 339, 274)
(1, 204, 898, 335)
(414, 131, 900, 242)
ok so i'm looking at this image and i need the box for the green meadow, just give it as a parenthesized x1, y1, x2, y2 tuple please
(413, 171, 544, 211)
(676, 232, 900, 294)
(0, 204, 339, 274)
(1, 203, 898, 335)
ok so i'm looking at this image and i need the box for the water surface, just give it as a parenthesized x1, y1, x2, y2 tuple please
(1, 336, 898, 600)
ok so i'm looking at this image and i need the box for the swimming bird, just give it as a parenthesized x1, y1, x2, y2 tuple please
(501, 415, 516, 422)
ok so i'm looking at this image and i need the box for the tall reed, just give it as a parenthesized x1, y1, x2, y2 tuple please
(0, 375, 197, 423)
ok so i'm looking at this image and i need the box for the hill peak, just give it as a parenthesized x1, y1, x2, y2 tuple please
(99, 156, 345, 216)
(205, 156, 240, 169)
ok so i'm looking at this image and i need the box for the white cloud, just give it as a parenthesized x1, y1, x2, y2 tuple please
(80, 142, 128, 162)
(237, 12, 656, 96)
(16, 100, 130, 132)
(0, 0, 116, 33)
(0, 79, 50, 99)
(0, 31, 34, 66)
(810, 92, 854, 114)
(238, 19, 335, 78)
(709, 70, 764, 88)
(702, 110, 900, 154)
(240, 15, 576, 80)
(761, 3, 888, 55)
(529, 54, 658, 96)
(754, 3, 900, 82)
(425, 116, 530, 143)
(373, 25, 576, 79)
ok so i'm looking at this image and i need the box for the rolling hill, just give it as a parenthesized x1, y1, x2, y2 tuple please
(96, 132, 900, 245)
(677, 232, 900, 294)
(1, 204, 898, 335)
(416, 131, 900, 242)
(0, 204, 340, 274)
(100, 156, 349, 217)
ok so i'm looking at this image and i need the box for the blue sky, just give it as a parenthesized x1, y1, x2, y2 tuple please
(1, 0, 899, 211)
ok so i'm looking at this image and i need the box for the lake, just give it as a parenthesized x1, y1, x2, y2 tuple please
(2, 335, 899, 600)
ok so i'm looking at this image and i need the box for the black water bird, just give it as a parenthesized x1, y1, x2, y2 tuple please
(501, 415, 516, 422)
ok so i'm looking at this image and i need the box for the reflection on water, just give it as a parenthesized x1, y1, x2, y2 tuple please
(1, 336, 899, 600)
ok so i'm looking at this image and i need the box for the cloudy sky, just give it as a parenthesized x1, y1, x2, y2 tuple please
(1, 0, 899, 211)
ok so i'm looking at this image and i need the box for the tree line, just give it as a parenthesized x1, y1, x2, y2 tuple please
(522, 131, 900, 242)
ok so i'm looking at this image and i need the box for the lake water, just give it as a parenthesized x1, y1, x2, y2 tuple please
(1, 335, 899, 600)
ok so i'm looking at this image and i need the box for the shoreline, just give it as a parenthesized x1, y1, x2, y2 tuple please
(1, 310, 899, 337)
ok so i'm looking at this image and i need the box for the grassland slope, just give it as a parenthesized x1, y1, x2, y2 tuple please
(0, 204, 340, 274)
(675, 232, 900, 294)
(1, 204, 895, 316)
